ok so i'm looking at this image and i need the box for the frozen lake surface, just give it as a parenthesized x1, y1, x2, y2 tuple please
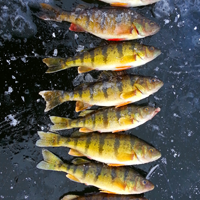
(0, 0, 200, 199)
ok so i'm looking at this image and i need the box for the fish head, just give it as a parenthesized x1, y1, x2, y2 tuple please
(135, 77, 164, 95)
(134, 44, 161, 63)
(139, 106, 161, 121)
(132, 176, 154, 193)
(133, 17, 160, 37)
(141, 145, 161, 162)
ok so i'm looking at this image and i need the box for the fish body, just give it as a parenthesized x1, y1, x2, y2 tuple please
(37, 149, 154, 194)
(38, 4, 160, 41)
(49, 104, 160, 133)
(39, 72, 163, 112)
(62, 193, 147, 200)
(99, 0, 160, 7)
(36, 131, 161, 165)
(43, 42, 161, 73)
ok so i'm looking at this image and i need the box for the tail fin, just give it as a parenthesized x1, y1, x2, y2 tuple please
(37, 3, 69, 22)
(50, 116, 72, 131)
(37, 149, 68, 173)
(36, 131, 67, 147)
(39, 90, 72, 112)
(43, 58, 73, 73)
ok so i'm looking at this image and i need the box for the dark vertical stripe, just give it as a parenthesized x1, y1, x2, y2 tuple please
(83, 117, 86, 127)
(129, 75, 136, 87)
(123, 168, 130, 183)
(89, 50, 95, 67)
(67, 164, 71, 171)
(116, 109, 121, 122)
(117, 43, 123, 59)
(79, 53, 85, 65)
(114, 137, 120, 158)
(127, 104, 132, 118)
(116, 79, 123, 93)
(84, 134, 92, 154)
(86, 10, 91, 28)
(89, 83, 94, 101)
(73, 137, 78, 148)
(93, 164, 103, 182)
(102, 81, 108, 99)
(92, 114, 95, 130)
(102, 45, 108, 64)
(73, 164, 78, 174)
(103, 109, 109, 129)
(111, 167, 117, 181)
(98, 134, 107, 155)
(78, 89, 82, 99)
(82, 164, 90, 179)
(100, 12, 106, 30)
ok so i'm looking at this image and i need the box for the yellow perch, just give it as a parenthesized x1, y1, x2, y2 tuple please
(98, 0, 160, 7)
(37, 3, 160, 41)
(36, 131, 161, 166)
(39, 72, 163, 112)
(42, 42, 161, 73)
(49, 104, 161, 133)
(37, 149, 155, 194)
(62, 193, 147, 200)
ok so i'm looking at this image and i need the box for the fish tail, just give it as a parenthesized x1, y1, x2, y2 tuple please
(39, 90, 73, 112)
(37, 149, 68, 173)
(38, 3, 70, 22)
(43, 58, 74, 73)
(36, 131, 68, 147)
(50, 116, 73, 131)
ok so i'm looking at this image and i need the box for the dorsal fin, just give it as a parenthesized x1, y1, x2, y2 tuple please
(72, 158, 91, 165)
(78, 110, 95, 117)
(98, 71, 127, 80)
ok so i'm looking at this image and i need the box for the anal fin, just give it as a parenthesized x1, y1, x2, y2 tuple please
(115, 66, 132, 71)
(100, 190, 117, 194)
(108, 164, 125, 167)
(79, 127, 93, 133)
(69, 23, 85, 32)
(115, 101, 131, 108)
(68, 149, 85, 157)
(66, 174, 81, 183)
(78, 66, 93, 73)
(107, 38, 126, 41)
(76, 101, 91, 112)
(111, 2, 129, 7)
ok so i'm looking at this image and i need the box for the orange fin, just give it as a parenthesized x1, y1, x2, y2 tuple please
(111, 2, 129, 7)
(69, 23, 85, 32)
(115, 66, 132, 71)
(68, 149, 85, 157)
(100, 190, 117, 194)
(66, 174, 81, 183)
(107, 38, 125, 41)
(79, 127, 93, 133)
(108, 164, 125, 167)
(78, 66, 93, 73)
(115, 101, 131, 108)
(112, 129, 126, 133)
(76, 101, 91, 112)
(119, 117, 133, 126)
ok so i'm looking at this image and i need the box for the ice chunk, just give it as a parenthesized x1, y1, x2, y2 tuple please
(85, 74, 94, 83)
(5, 114, 20, 127)
(73, 74, 85, 86)
(76, 45, 85, 52)
(53, 49, 58, 56)
(5, 87, 13, 95)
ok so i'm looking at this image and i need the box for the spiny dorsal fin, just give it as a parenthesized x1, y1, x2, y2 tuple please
(62, 194, 79, 200)
(78, 110, 95, 117)
(98, 71, 127, 80)
(72, 158, 91, 165)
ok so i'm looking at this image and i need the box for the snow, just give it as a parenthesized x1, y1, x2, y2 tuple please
(5, 114, 20, 127)
(5, 87, 13, 95)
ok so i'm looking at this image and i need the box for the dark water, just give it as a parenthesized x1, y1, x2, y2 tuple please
(1, 0, 200, 199)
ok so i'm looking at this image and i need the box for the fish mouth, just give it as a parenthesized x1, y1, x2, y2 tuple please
(152, 107, 161, 118)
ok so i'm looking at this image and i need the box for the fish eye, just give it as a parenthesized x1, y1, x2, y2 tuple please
(145, 108, 149, 111)
(142, 180, 147, 185)
(149, 149, 154, 153)
(152, 78, 156, 82)
(149, 47, 154, 51)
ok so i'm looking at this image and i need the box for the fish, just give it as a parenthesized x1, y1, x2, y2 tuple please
(98, 0, 160, 7)
(37, 3, 160, 41)
(37, 149, 155, 194)
(62, 193, 147, 200)
(42, 42, 161, 73)
(49, 104, 160, 133)
(39, 72, 163, 112)
(36, 131, 161, 166)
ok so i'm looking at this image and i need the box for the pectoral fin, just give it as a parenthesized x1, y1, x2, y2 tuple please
(76, 101, 91, 112)
(119, 117, 133, 126)
(116, 152, 136, 162)
(68, 149, 85, 157)
(66, 174, 81, 183)
(78, 66, 93, 73)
